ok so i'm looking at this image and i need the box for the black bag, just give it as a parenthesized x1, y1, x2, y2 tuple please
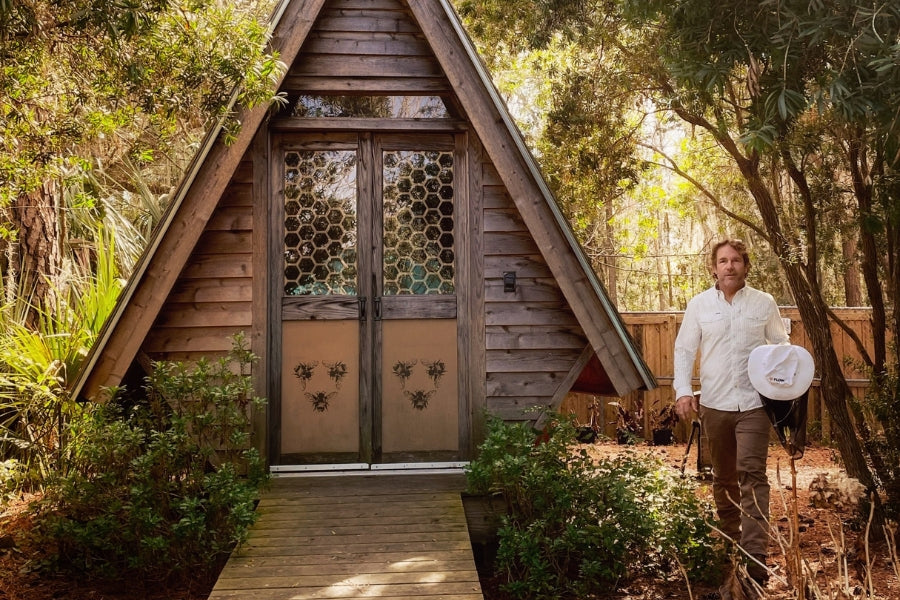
(759, 390, 809, 459)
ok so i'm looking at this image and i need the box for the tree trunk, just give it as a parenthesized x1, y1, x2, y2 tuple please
(842, 231, 862, 307)
(736, 152, 878, 494)
(10, 180, 62, 327)
(847, 136, 886, 374)
(604, 201, 618, 306)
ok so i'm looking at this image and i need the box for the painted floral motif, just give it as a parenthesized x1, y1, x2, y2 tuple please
(293, 361, 318, 390)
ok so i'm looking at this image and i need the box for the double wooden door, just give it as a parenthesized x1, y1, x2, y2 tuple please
(274, 132, 461, 466)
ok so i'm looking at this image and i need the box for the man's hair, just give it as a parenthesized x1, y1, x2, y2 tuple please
(709, 239, 751, 276)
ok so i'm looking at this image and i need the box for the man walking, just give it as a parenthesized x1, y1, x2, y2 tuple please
(673, 239, 788, 590)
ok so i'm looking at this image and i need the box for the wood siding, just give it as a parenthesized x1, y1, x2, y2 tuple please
(481, 161, 587, 422)
(282, 0, 450, 95)
(562, 308, 881, 442)
(143, 159, 256, 363)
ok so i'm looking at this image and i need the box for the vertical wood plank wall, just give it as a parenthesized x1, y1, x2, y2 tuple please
(561, 308, 879, 442)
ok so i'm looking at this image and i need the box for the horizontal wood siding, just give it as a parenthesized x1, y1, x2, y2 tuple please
(143, 158, 255, 360)
(562, 308, 882, 442)
(481, 161, 586, 422)
(282, 0, 449, 94)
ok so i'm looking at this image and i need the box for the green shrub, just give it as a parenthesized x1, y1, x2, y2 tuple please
(31, 333, 267, 583)
(0, 459, 24, 502)
(466, 416, 723, 599)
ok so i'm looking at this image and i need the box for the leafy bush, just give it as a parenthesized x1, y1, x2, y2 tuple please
(31, 333, 267, 583)
(466, 416, 723, 599)
(0, 459, 24, 503)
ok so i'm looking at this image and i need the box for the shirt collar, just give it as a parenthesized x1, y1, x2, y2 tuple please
(714, 282, 747, 300)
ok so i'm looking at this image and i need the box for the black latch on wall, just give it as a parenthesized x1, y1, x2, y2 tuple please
(503, 271, 517, 293)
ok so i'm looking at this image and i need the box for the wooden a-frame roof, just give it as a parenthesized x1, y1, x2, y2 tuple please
(70, 0, 655, 403)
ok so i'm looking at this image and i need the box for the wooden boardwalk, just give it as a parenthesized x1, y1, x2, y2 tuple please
(209, 472, 484, 599)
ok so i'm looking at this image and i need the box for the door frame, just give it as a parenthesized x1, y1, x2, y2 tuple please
(266, 129, 474, 468)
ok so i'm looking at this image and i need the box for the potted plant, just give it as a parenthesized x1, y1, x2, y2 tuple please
(608, 401, 643, 444)
(650, 402, 678, 446)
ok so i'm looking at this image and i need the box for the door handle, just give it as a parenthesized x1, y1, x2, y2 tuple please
(359, 297, 366, 321)
(374, 297, 382, 321)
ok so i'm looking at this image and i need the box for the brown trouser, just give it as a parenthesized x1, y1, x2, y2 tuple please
(699, 406, 771, 558)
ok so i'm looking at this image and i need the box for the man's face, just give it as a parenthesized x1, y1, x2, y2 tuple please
(713, 244, 748, 291)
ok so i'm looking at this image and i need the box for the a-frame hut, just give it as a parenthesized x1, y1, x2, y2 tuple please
(71, 0, 656, 469)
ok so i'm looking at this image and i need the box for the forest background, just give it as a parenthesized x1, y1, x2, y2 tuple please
(1, 0, 899, 563)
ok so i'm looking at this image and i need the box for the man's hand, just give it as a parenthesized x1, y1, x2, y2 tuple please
(675, 394, 698, 421)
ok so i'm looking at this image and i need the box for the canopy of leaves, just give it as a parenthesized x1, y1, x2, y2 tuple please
(623, 0, 900, 156)
(0, 0, 282, 241)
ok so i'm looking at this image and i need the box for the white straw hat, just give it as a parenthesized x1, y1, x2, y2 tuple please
(748, 344, 815, 401)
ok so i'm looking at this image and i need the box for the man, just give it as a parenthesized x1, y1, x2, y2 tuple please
(673, 239, 788, 588)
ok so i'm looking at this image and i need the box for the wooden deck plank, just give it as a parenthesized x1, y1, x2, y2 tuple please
(209, 473, 484, 599)
(211, 593, 482, 600)
(216, 559, 477, 578)
(258, 494, 463, 507)
(243, 531, 474, 548)
(221, 550, 474, 568)
(214, 571, 479, 589)
(249, 519, 467, 532)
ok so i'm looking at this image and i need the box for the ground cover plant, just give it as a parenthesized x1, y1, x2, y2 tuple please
(466, 416, 725, 599)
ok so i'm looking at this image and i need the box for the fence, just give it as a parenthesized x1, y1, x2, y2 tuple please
(561, 307, 878, 443)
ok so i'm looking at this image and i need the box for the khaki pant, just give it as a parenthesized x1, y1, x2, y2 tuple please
(699, 406, 771, 558)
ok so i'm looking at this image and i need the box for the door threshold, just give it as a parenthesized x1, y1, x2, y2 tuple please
(270, 461, 468, 477)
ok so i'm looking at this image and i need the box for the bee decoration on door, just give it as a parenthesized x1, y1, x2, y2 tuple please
(293, 360, 348, 413)
(391, 358, 445, 410)
(306, 391, 336, 412)
(293, 361, 318, 390)
(392, 360, 417, 389)
(423, 359, 446, 387)
(324, 361, 348, 389)
(405, 389, 436, 410)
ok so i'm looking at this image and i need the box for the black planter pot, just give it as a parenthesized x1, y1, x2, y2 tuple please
(652, 428, 674, 446)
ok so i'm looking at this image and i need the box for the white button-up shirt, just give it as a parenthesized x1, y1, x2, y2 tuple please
(674, 284, 789, 411)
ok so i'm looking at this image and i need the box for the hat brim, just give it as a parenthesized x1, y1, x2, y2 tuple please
(748, 344, 815, 401)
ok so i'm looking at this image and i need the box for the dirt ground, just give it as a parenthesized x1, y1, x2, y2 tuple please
(1, 442, 898, 599)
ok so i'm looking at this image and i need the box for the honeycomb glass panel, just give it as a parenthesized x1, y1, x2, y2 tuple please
(383, 150, 454, 295)
(283, 150, 357, 296)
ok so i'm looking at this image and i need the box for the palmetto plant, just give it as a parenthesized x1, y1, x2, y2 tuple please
(0, 227, 123, 489)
